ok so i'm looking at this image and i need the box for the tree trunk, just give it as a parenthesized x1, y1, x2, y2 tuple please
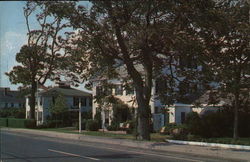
(135, 84, 151, 140)
(29, 81, 37, 119)
(137, 98, 151, 140)
(233, 91, 239, 139)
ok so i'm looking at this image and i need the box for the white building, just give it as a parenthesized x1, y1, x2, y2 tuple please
(26, 83, 92, 125)
(91, 59, 221, 131)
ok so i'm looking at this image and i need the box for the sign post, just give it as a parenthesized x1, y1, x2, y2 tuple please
(79, 98, 82, 133)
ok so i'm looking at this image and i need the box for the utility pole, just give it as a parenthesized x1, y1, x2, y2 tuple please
(79, 98, 82, 133)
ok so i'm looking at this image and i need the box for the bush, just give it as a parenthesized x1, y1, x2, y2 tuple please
(45, 120, 63, 128)
(86, 119, 99, 131)
(74, 119, 87, 130)
(169, 125, 189, 140)
(94, 111, 102, 129)
(8, 118, 36, 128)
(0, 108, 25, 118)
(0, 118, 8, 127)
(185, 112, 202, 135)
(160, 123, 178, 135)
(124, 120, 136, 135)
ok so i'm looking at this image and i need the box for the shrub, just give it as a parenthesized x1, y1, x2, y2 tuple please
(107, 121, 119, 131)
(86, 119, 99, 131)
(45, 120, 63, 128)
(160, 123, 178, 135)
(74, 119, 87, 130)
(185, 112, 202, 135)
(169, 125, 188, 140)
(94, 111, 102, 129)
(124, 120, 136, 135)
(0, 118, 8, 127)
(8, 118, 36, 128)
(0, 108, 25, 118)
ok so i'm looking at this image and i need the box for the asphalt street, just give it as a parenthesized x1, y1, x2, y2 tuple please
(0, 130, 241, 162)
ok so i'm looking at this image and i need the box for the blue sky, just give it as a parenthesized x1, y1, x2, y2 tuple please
(0, 1, 90, 91)
(0, 1, 27, 90)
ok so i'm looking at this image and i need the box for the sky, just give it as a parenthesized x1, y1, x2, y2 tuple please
(0, 1, 90, 91)
(0, 1, 27, 90)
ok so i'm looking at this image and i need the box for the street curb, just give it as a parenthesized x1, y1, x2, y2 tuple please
(3, 128, 250, 161)
(166, 139, 250, 151)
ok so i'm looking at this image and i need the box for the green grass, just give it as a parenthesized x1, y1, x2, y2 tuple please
(166, 135, 250, 146)
(37, 127, 167, 142)
(37, 127, 79, 134)
(198, 138, 250, 146)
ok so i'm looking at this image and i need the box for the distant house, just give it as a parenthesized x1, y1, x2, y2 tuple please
(91, 62, 222, 131)
(0, 87, 25, 109)
(25, 82, 92, 124)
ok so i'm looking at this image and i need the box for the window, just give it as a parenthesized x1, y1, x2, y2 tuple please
(154, 107, 161, 113)
(89, 97, 92, 106)
(181, 112, 186, 124)
(38, 112, 43, 121)
(73, 97, 79, 107)
(96, 86, 103, 96)
(155, 78, 167, 94)
(125, 84, 134, 95)
(40, 97, 43, 106)
(115, 85, 123, 95)
(96, 86, 112, 96)
(179, 81, 198, 95)
(52, 96, 55, 105)
(19, 103, 22, 108)
(179, 55, 197, 69)
(11, 103, 14, 107)
(5, 103, 8, 108)
(106, 87, 113, 96)
(81, 97, 87, 107)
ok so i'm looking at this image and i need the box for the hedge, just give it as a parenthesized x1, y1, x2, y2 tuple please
(0, 118, 8, 127)
(86, 119, 99, 131)
(7, 118, 36, 128)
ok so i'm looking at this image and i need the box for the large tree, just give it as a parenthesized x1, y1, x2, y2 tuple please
(6, 2, 71, 119)
(189, 0, 250, 138)
(45, 0, 209, 140)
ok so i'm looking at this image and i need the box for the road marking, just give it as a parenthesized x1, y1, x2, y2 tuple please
(6, 131, 204, 162)
(72, 143, 205, 162)
(48, 149, 100, 161)
(102, 147, 204, 162)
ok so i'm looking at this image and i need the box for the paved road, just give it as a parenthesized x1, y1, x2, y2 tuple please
(0, 130, 240, 162)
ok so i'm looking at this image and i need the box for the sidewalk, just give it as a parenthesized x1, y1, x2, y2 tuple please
(3, 128, 250, 161)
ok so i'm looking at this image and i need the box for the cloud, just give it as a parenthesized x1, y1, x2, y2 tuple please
(0, 31, 27, 88)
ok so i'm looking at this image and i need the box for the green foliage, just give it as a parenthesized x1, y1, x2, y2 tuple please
(112, 100, 133, 125)
(185, 112, 203, 135)
(41, 0, 250, 140)
(0, 108, 25, 119)
(8, 118, 36, 128)
(86, 119, 99, 131)
(106, 123, 119, 131)
(184, 107, 250, 138)
(49, 94, 68, 116)
(0, 118, 8, 127)
(160, 123, 188, 140)
(124, 119, 136, 135)
(94, 109, 102, 129)
(74, 119, 87, 130)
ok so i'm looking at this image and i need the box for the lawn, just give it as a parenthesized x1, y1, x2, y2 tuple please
(37, 127, 167, 142)
(34, 127, 250, 145)
(196, 137, 250, 146)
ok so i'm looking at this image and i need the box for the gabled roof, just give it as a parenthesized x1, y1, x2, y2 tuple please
(38, 87, 92, 97)
(0, 88, 25, 103)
